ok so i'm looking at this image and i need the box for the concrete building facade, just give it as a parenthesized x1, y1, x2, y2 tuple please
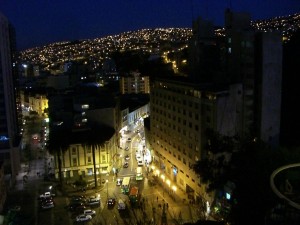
(120, 72, 150, 94)
(149, 78, 243, 203)
(0, 12, 21, 184)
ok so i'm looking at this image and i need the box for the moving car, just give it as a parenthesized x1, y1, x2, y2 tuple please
(125, 146, 129, 151)
(136, 154, 142, 160)
(75, 214, 92, 222)
(123, 162, 129, 168)
(125, 155, 130, 160)
(107, 198, 116, 208)
(127, 138, 132, 142)
(116, 178, 123, 186)
(137, 160, 143, 166)
(117, 199, 126, 210)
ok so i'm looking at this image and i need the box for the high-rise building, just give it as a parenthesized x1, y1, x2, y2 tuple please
(149, 9, 282, 205)
(189, 9, 282, 146)
(120, 72, 150, 94)
(149, 77, 243, 203)
(0, 12, 21, 183)
(224, 9, 282, 146)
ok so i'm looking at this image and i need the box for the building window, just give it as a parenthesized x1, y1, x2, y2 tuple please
(179, 178, 184, 185)
(72, 158, 77, 166)
(87, 156, 92, 164)
(102, 155, 106, 163)
(72, 147, 76, 155)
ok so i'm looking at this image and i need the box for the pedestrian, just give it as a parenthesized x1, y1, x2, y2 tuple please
(166, 203, 168, 208)
(157, 196, 158, 202)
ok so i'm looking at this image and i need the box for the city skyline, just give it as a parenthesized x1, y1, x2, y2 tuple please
(1, 0, 300, 50)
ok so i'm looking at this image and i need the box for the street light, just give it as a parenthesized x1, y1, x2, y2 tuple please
(106, 179, 109, 199)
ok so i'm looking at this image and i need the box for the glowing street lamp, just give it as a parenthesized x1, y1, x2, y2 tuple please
(106, 179, 109, 199)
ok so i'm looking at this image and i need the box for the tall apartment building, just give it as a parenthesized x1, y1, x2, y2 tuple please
(189, 9, 282, 146)
(0, 12, 21, 183)
(120, 72, 150, 94)
(0, 161, 6, 213)
(224, 9, 282, 146)
(149, 77, 243, 203)
(149, 9, 282, 204)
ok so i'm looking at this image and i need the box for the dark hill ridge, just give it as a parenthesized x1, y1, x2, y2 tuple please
(19, 12, 300, 68)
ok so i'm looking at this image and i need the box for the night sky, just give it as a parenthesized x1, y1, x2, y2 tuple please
(1, 0, 300, 50)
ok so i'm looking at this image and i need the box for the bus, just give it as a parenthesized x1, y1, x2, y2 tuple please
(129, 186, 139, 205)
(136, 167, 143, 181)
(121, 177, 131, 194)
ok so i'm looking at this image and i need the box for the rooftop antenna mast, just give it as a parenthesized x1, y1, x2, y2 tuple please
(190, 0, 194, 22)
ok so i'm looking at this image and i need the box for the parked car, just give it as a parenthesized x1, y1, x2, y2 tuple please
(39, 191, 55, 198)
(137, 160, 143, 166)
(125, 146, 129, 151)
(40, 197, 54, 205)
(127, 138, 132, 142)
(74, 204, 87, 213)
(83, 209, 96, 216)
(123, 162, 129, 168)
(69, 202, 85, 211)
(75, 214, 92, 222)
(125, 155, 130, 160)
(41, 202, 54, 209)
(9, 205, 21, 212)
(87, 196, 100, 206)
(70, 195, 86, 203)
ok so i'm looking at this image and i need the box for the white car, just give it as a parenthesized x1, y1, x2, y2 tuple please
(136, 154, 141, 160)
(76, 214, 92, 222)
(87, 195, 100, 206)
(39, 191, 55, 198)
(116, 178, 123, 186)
(84, 209, 96, 216)
(41, 202, 54, 209)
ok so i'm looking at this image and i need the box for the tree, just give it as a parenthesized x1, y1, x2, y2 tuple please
(47, 128, 70, 186)
(71, 124, 115, 189)
(81, 127, 106, 189)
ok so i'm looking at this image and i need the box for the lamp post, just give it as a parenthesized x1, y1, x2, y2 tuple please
(106, 179, 109, 199)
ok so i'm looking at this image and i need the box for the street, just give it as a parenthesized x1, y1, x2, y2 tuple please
(4, 118, 205, 225)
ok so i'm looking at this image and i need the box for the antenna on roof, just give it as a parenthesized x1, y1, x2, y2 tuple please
(229, 0, 232, 10)
(190, 0, 194, 21)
